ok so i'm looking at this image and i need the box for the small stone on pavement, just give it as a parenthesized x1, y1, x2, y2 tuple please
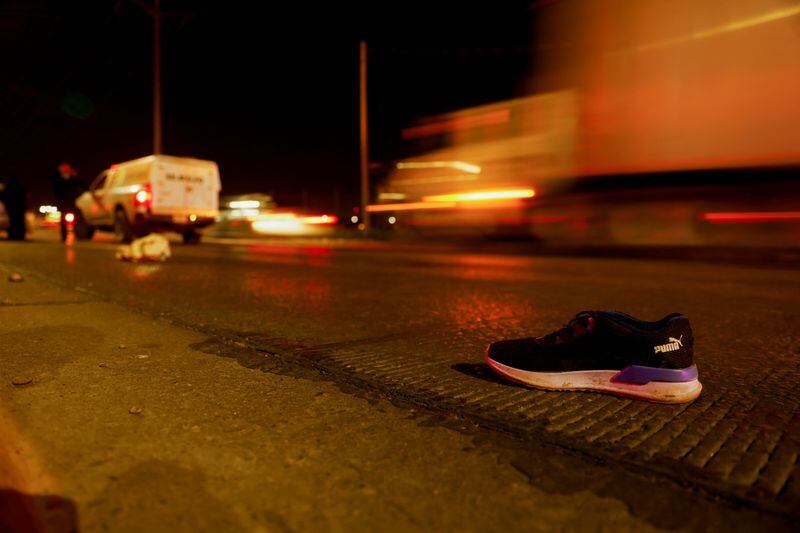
(8, 272, 23, 282)
(12, 376, 32, 386)
(129, 406, 143, 414)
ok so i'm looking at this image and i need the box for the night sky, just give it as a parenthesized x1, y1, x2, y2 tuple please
(1, 1, 535, 210)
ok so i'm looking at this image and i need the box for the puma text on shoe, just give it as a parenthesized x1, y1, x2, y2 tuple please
(654, 336, 683, 354)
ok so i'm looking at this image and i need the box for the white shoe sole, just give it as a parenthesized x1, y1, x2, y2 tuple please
(486, 357, 702, 404)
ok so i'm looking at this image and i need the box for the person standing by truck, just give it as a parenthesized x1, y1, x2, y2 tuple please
(49, 162, 84, 241)
(0, 175, 27, 241)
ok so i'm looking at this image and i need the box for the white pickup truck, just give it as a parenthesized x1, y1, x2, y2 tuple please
(74, 155, 221, 244)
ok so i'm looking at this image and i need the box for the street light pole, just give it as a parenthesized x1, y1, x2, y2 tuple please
(117, 0, 191, 154)
(359, 40, 370, 232)
(152, 0, 162, 155)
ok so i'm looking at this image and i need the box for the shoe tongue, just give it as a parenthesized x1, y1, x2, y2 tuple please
(570, 312, 597, 334)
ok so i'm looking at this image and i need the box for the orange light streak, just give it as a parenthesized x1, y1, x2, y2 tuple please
(366, 202, 456, 213)
(422, 189, 535, 203)
(304, 215, 338, 225)
(251, 212, 338, 225)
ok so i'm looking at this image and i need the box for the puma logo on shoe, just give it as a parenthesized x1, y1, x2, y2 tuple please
(654, 335, 683, 354)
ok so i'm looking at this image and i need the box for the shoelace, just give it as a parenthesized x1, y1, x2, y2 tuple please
(537, 311, 597, 345)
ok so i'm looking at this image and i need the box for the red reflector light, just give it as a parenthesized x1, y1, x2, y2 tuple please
(134, 185, 152, 208)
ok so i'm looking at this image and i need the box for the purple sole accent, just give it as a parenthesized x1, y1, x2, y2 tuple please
(611, 364, 698, 385)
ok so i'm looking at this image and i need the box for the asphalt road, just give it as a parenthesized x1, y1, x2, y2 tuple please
(2, 230, 799, 521)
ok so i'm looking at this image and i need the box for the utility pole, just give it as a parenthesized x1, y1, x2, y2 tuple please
(153, 0, 162, 154)
(358, 40, 370, 232)
(116, 0, 193, 154)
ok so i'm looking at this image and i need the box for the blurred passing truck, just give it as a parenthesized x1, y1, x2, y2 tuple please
(373, 0, 800, 247)
(75, 155, 221, 243)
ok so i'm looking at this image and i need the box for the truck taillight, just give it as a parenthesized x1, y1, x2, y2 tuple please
(134, 185, 152, 208)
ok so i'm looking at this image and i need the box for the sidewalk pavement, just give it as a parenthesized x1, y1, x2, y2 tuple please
(0, 268, 793, 531)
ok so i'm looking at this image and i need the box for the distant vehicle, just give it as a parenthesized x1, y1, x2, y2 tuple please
(249, 210, 338, 236)
(210, 194, 338, 238)
(75, 155, 221, 244)
(209, 193, 276, 238)
(218, 193, 275, 223)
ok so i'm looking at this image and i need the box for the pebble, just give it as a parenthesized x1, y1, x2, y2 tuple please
(12, 376, 32, 386)
(118, 344, 126, 349)
(135, 354, 149, 359)
(129, 406, 143, 415)
(7, 272, 23, 283)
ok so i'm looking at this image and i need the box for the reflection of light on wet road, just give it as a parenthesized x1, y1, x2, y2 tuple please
(447, 292, 531, 334)
(244, 271, 331, 309)
(64, 236, 75, 264)
(415, 254, 535, 283)
(131, 264, 163, 280)
(244, 244, 334, 268)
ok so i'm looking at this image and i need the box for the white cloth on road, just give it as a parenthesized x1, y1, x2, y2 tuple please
(116, 233, 171, 262)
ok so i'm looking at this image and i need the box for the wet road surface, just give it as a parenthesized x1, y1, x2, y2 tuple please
(2, 231, 799, 519)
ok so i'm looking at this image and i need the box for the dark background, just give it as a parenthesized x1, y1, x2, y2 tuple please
(0, 0, 536, 210)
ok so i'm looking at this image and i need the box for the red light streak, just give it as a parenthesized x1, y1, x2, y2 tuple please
(700, 211, 800, 223)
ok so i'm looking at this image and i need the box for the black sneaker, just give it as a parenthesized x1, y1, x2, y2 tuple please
(486, 311, 702, 404)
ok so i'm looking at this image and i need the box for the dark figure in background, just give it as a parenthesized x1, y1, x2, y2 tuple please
(0, 176, 27, 241)
(48, 163, 84, 241)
